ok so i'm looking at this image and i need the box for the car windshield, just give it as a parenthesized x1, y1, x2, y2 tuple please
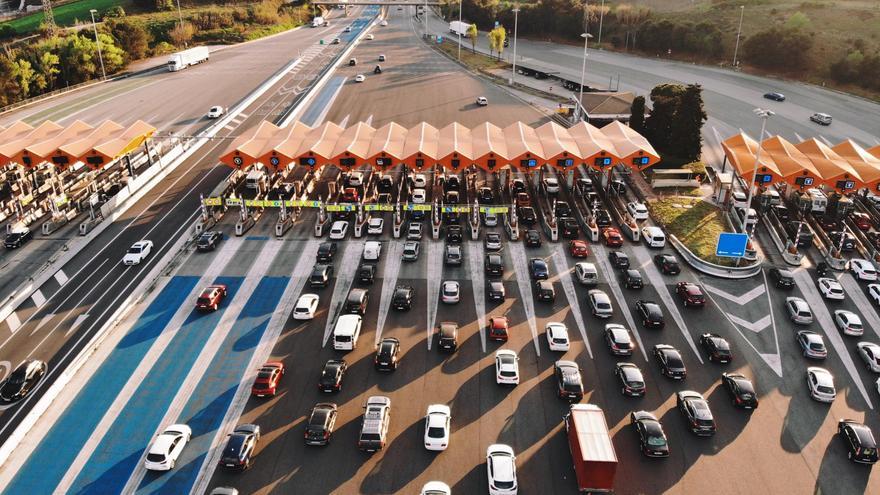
(146, 453, 166, 462)
(596, 302, 611, 309)
(647, 435, 667, 447)
(7, 371, 25, 384)
(127, 246, 141, 254)
(817, 385, 834, 394)
(500, 370, 517, 377)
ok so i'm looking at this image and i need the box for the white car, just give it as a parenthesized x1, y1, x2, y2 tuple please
(412, 188, 427, 204)
(785, 297, 813, 325)
(366, 34, 374, 40)
(806, 367, 836, 403)
(441, 281, 460, 304)
(354, 74, 366, 83)
(411, 173, 427, 188)
(363, 241, 382, 261)
(818, 277, 845, 300)
(627, 201, 649, 221)
(347, 171, 364, 186)
(408, 222, 423, 240)
(123, 240, 153, 265)
(641, 226, 666, 248)
(423, 404, 451, 451)
(293, 294, 320, 320)
(834, 310, 863, 336)
(495, 350, 520, 385)
(850, 258, 878, 281)
(574, 262, 599, 286)
(543, 177, 559, 194)
(367, 217, 384, 235)
(588, 289, 613, 318)
(420, 482, 451, 495)
(329, 221, 349, 239)
(144, 424, 192, 471)
(207, 106, 224, 119)
(486, 444, 517, 495)
(484, 211, 498, 227)
(380, 19, 388, 26)
(868, 284, 880, 306)
(476, 96, 488, 106)
(545, 322, 570, 352)
(857, 342, 880, 373)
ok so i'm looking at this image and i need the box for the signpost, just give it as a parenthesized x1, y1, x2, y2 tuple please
(716, 232, 749, 258)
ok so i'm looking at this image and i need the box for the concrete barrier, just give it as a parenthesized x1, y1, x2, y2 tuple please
(668, 234, 762, 279)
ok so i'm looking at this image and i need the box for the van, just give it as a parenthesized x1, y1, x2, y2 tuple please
(333, 314, 362, 350)
(735, 207, 758, 228)
(345, 288, 369, 315)
(807, 188, 827, 213)
(762, 189, 781, 206)
(245, 165, 267, 190)
(574, 262, 599, 286)
(732, 191, 748, 209)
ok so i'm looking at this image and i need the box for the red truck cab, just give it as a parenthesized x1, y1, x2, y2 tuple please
(196, 285, 227, 311)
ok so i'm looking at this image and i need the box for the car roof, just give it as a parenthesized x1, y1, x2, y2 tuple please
(808, 367, 833, 384)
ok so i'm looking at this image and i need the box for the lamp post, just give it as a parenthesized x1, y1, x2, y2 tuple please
(89, 9, 106, 80)
(597, 0, 605, 48)
(732, 5, 744, 68)
(176, 0, 187, 48)
(510, 3, 520, 85)
(457, 0, 463, 61)
(424, 0, 428, 38)
(742, 108, 773, 251)
(577, 32, 593, 121)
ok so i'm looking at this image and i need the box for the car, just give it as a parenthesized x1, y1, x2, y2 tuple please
(627, 201, 649, 221)
(785, 297, 813, 324)
(642, 226, 666, 248)
(144, 424, 192, 471)
(476, 96, 488, 106)
(484, 211, 499, 227)
(608, 251, 629, 271)
(535, 280, 555, 302)
(392, 285, 414, 310)
(630, 411, 669, 457)
(851, 212, 872, 231)
(329, 220, 349, 239)
(636, 300, 665, 329)
(373, 64, 382, 74)
(653, 254, 680, 275)
(568, 240, 588, 258)
(365, 33, 374, 40)
(488, 316, 509, 341)
(345, 288, 369, 315)
(446, 225, 463, 243)
(318, 359, 347, 392)
(208, 487, 239, 495)
(616, 362, 646, 397)
(411, 188, 427, 204)
(810, 112, 832, 125)
(857, 342, 880, 372)
(545, 322, 570, 351)
(478, 186, 494, 203)
(560, 218, 579, 239)
(515, 192, 531, 208)
(207, 105, 224, 118)
(309, 263, 333, 288)
(3, 228, 33, 249)
(251, 362, 284, 397)
(367, 217, 384, 235)
(317, 242, 337, 262)
(290, 293, 320, 320)
(654, 344, 686, 379)
(828, 231, 855, 252)
(485, 232, 503, 252)
(0, 360, 47, 402)
(797, 330, 828, 359)
(436, 322, 459, 352)
(511, 178, 526, 194)
(486, 444, 517, 494)
(602, 227, 623, 247)
(768, 267, 795, 289)
(410, 173, 427, 188)
(331, 37, 340, 44)
(589, 289, 613, 318)
(838, 420, 879, 464)
(196, 285, 227, 311)
(554, 361, 584, 401)
(441, 281, 460, 304)
(543, 177, 559, 194)
(122, 240, 153, 265)
(605, 324, 634, 356)
(609, 180, 626, 195)
(196, 231, 223, 251)
(834, 310, 863, 336)
(518, 206, 536, 225)
(529, 258, 549, 280)
(556, 201, 574, 220)
(378, 53, 386, 61)
(764, 92, 786, 101)
(485, 253, 504, 276)
(344, 25, 352, 32)
(807, 367, 836, 402)
(721, 372, 759, 409)
(676, 391, 716, 436)
(676, 282, 706, 307)
(445, 190, 461, 205)
(354, 74, 366, 82)
(362, 240, 382, 261)
(304, 403, 338, 446)
(487, 280, 506, 301)
(407, 222, 423, 240)
(219, 424, 260, 470)
(850, 258, 878, 281)
(374, 337, 401, 371)
(424, 404, 451, 451)
(622, 269, 643, 289)
(870, 284, 880, 306)
(574, 262, 599, 286)
(699, 333, 732, 363)
(495, 350, 520, 385)
(445, 244, 463, 265)
(594, 209, 611, 227)
(524, 229, 542, 247)
(380, 19, 388, 26)
(420, 482, 452, 495)
(400, 240, 420, 262)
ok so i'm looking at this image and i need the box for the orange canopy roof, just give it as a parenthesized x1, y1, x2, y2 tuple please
(259, 121, 313, 169)
(599, 121, 660, 171)
(401, 122, 439, 171)
(330, 122, 375, 162)
(833, 140, 880, 191)
(795, 138, 861, 190)
(0, 120, 64, 167)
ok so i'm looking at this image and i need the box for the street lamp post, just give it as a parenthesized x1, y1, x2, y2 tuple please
(597, 0, 605, 48)
(176, 0, 187, 48)
(732, 5, 744, 68)
(510, 3, 520, 85)
(457, 0, 462, 60)
(742, 107, 773, 252)
(89, 9, 106, 80)
(577, 32, 593, 121)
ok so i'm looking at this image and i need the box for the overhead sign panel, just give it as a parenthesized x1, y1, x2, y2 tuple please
(716, 232, 749, 258)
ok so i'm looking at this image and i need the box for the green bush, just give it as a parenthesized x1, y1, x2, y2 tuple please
(104, 6, 126, 18)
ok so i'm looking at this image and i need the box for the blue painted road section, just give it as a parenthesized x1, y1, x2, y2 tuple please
(300, 76, 347, 126)
(138, 276, 289, 495)
(3, 276, 200, 495)
(67, 276, 244, 494)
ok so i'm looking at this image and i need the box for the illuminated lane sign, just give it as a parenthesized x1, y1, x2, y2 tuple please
(836, 180, 855, 190)
(795, 176, 814, 187)
(594, 156, 612, 167)
(339, 157, 356, 167)
(754, 174, 773, 183)
(376, 157, 392, 167)
(299, 156, 317, 167)
(632, 156, 649, 166)
(556, 158, 574, 168)
(520, 159, 538, 168)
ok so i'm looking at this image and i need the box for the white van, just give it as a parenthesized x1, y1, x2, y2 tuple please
(641, 226, 666, 248)
(732, 191, 748, 209)
(245, 164, 267, 190)
(574, 262, 599, 286)
(736, 207, 758, 228)
(333, 314, 362, 350)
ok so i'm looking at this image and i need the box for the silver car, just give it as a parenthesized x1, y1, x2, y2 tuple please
(785, 297, 813, 325)
(588, 290, 613, 318)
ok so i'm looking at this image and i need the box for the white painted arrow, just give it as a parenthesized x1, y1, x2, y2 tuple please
(759, 353, 782, 377)
(704, 283, 766, 306)
(64, 314, 89, 337)
(727, 314, 771, 333)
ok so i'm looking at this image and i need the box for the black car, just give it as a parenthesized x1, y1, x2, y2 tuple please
(676, 391, 716, 436)
(487, 280, 506, 301)
(770, 204, 789, 222)
(485, 253, 504, 276)
(0, 360, 47, 402)
(763, 92, 786, 101)
(653, 344, 686, 379)
(555, 201, 572, 219)
(518, 206, 536, 225)
(391, 285, 414, 310)
(525, 229, 542, 247)
(529, 258, 549, 280)
(622, 269, 643, 289)
(304, 403, 338, 446)
(636, 300, 665, 329)
(554, 361, 584, 402)
(594, 209, 611, 228)
(374, 337, 401, 371)
(358, 263, 375, 284)
(4, 229, 32, 249)
(560, 218, 579, 239)
(479, 187, 494, 203)
(536, 280, 556, 303)
(721, 372, 758, 409)
(616, 362, 646, 397)
(630, 411, 669, 457)
(436, 322, 459, 352)
(219, 424, 260, 470)
(196, 231, 223, 252)
(446, 225, 463, 243)
(653, 254, 681, 275)
(318, 359, 347, 392)
(768, 267, 795, 289)
(511, 178, 527, 194)
(828, 231, 855, 252)
(608, 251, 630, 270)
(785, 221, 813, 247)
(700, 333, 732, 363)
(317, 242, 338, 262)
(838, 420, 878, 464)
(309, 264, 334, 288)
(345, 288, 369, 315)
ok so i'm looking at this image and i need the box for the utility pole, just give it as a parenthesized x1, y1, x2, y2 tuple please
(41, 0, 56, 33)
(597, 0, 605, 48)
(89, 9, 106, 80)
(457, 0, 462, 60)
(738, 108, 773, 265)
(510, 3, 519, 85)
(176, 0, 187, 48)
(732, 5, 744, 68)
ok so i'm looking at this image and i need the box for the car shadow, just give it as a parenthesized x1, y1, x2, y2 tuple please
(359, 418, 437, 494)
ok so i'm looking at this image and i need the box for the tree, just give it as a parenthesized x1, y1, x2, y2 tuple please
(467, 23, 477, 54)
(104, 6, 126, 18)
(629, 95, 646, 134)
(108, 19, 150, 62)
(785, 12, 811, 31)
(743, 27, 813, 71)
(644, 83, 682, 152)
(10, 59, 35, 97)
(670, 84, 706, 162)
(488, 26, 505, 59)
(169, 22, 196, 47)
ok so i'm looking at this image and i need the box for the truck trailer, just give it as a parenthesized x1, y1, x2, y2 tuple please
(312, 16, 325, 27)
(564, 404, 618, 493)
(449, 20, 472, 37)
(167, 46, 210, 72)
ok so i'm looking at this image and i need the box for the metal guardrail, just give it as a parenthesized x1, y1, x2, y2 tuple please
(667, 233, 762, 279)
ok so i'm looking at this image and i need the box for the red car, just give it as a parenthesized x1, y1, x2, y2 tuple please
(342, 187, 359, 202)
(676, 282, 706, 307)
(196, 285, 227, 311)
(515, 192, 531, 208)
(251, 362, 285, 397)
(851, 212, 871, 231)
(487, 316, 510, 341)
(603, 227, 623, 247)
(569, 240, 589, 258)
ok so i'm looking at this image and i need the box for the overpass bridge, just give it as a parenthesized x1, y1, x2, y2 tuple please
(313, 0, 440, 5)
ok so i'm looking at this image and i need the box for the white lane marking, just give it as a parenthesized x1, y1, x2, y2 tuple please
(703, 283, 766, 306)
(466, 240, 486, 353)
(702, 289, 783, 377)
(551, 245, 592, 359)
(30, 313, 55, 337)
(425, 239, 444, 350)
(30, 290, 46, 308)
(237, 112, 249, 119)
(4, 313, 21, 334)
(761, 269, 782, 377)
(65, 314, 90, 337)
(592, 243, 647, 362)
(375, 241, 403, 344)
(794, 132, 805, 142)
(818, 135, 833, 147)
(223, 124, 234, 130)
(836, 272, 880, 340)
(53, 270, 68, 285)
(508, 242, 540, 356)
(727, 314, 772, 333)
(339, 114, 351, 128)
(321, 241, 363, 347)
(365, 114, 373, 126)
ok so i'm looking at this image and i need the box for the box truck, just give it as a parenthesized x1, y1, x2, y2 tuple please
(564, 404, 617, 493)
(167, 46, 210, 72)
(449, 20, 472, 37)
(312, 16, 324, 27)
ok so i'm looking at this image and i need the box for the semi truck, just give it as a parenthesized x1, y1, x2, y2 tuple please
(449, 20, 472, 37)
(564, 404, 617, 493)
(312, 16, 324, 27)
(167, 46, 210, 72)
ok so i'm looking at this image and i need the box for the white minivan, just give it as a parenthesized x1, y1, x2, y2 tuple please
(333, 314, 362, 350)
(245, 164, 267, 190)
(641, 226, 666, 248)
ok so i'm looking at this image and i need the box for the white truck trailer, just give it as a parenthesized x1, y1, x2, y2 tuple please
(312, 16, 325, 27)
(167, 46, 210, 72)
(449, 20, 472, 37)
